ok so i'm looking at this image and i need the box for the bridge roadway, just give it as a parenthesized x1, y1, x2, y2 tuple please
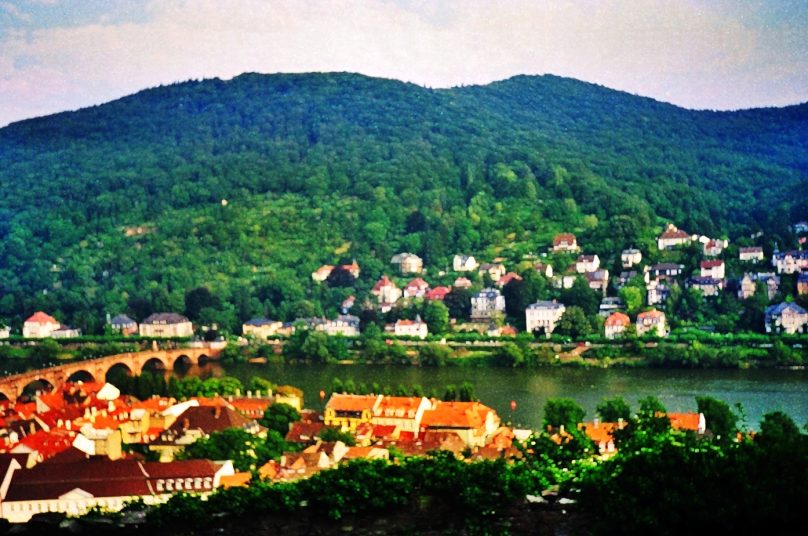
(0, 346, 221, 401)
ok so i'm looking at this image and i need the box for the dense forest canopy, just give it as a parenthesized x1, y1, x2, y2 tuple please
(0, 72, 806, 332)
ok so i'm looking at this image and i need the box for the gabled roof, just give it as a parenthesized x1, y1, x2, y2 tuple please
(605, 312, 630, 327)
(325, 394, 380, 413)
(659, 224, 689, 239)
(637, 309, 664, 320)
(420, 401, 495, 431)
(405, 278, 429, 289)
(700, 260, 724, 269)
(739, 246, 763, 253)
(766, 302, 807, 316)
(553, 233, 576, 246)
(372, 275, 396, 292)
(109, 314, 136, 326)
(25, 311, 58, 324)
(165, 405, 254, 435)
(142, 312, 190, 325)
(244, 317, 279, 327)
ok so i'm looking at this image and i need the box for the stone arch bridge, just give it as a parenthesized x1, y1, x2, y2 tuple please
(0, 347, 221, 401)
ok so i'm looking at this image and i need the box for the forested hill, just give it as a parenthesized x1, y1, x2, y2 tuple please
(0, 72, 806, 332)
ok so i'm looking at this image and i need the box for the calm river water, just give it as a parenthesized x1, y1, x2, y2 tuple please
(187, 363, 808, 430)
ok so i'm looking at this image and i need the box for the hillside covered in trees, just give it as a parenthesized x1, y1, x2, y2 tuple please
(0, 72, 806, 332)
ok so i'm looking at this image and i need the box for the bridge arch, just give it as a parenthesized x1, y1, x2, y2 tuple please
(66, 370, 96, 384)
(20, 378, 55, 400)
(105, 362, 133, 383)
(173, 354, 194, 370)
(197, 354, 210, 366)
(141, 357, 168, 374)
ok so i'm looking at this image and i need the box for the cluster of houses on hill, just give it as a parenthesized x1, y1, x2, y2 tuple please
(4, 223, 806, 343)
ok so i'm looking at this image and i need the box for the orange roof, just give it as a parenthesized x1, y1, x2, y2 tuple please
(668, 412, 702, 432)
(326, 394, 379, 412)
(605, 312, 630, 327)
(220, 472, 252, 488)
(420, 401, 494, 430)
(191, 396, 233, 408)
(660, 225, 689, 239)
(372, 275, 396, 292)
(132, 397, 173, 412)
(25, 311, 58, 324)
(230, 398, 272, 413)
(553, 233, 576, 246)
(581, 421, 622, 444)
(637, 309, 664, 320)
(406, 278, 429, 289)
(496, 272, 523, 287)
(374, 396, 423, 415)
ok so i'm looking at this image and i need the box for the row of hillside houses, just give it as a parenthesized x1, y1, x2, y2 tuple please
(2, 312, 195, 339)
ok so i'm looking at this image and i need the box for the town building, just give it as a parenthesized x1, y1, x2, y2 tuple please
(471, 289, 506, 320)
(139, 313, 193, 338)
(108, 314, 138, 336)
(771, 251, 808, 274)
(371, 276, 402, 305)
(453, 277, 473, 289)
(646, 280, 670, 305)
(585, 269, 610, 295)
(689, 277, 723, 297)
(425, 286, 451, 301)
(604, 312, 631, 339)
(0, 458, 233, 523)
(552, 233, 580, 253)
(599, 297, 624, 317)
(702, 238, 727, 257)
(316, 315, 360, 337)
(403, 278, 430, 299)
(636, 309, 668, 337)
(757, 273, 781, 300)
(311, 260, 361, 282)
(22, 312, 61, 339)
(738, 274, 757, 300)
(324, 394, 381, 432)
(0, 325, 9, 339)
(621, 249, 642, 268)
(575, 254, 600, 273)
(495, 272, 523, 288)
(419, 401, 501, 448)
(478, 263, 506, 282)
(370, 396, 431, 436)
(798, 273, 808, 295)
(657, 223, 691, 250)
(534, 263, 554, 278)
(739, 246, 764, 262)
(525, 301, 565, 336)
(242, 318, 283, 339)
(391, 253, 423, 274)
(764, 303, 808, 335)
(647, 263, 683, 281)
(700, 260, 726, 280)
(51, 325, 81, 338)
(453, 255, 478, 272)
(393, 317, 428, 339)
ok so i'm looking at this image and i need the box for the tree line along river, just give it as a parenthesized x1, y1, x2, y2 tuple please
(186, 362, 808, 430)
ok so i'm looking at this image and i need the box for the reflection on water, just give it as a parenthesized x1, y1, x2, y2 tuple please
(180, 362, 808, 430)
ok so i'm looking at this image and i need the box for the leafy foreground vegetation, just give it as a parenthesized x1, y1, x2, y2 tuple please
(58, 398, 807, 536)
(0, 72, 806, 334)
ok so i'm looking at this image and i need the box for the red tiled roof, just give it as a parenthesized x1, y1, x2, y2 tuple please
(325, 394, 378, 412)
(637, 309, 664, 320)
(605, 312, 631, 327)
(372, 276, 396, 292)
(24, 311, 58, 324)
(700, 260, 724, 269)
(553, 233, 576, 246)
(406, 278, 429, 289)
(420, 401, 494, 430)
(285, 422, 325, 443)
(425, 286, 451, 300)
(668, 412, 702, 432)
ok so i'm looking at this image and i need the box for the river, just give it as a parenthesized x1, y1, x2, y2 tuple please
(183, 362, 808, 430)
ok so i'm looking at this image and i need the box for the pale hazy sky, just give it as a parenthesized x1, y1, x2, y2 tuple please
(1, 0, 806, 126)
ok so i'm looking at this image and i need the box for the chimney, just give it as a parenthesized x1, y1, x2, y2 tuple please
(214, 406, 221, 419)
(618, 418, 625, 427)
(182, 418, 190, 431)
